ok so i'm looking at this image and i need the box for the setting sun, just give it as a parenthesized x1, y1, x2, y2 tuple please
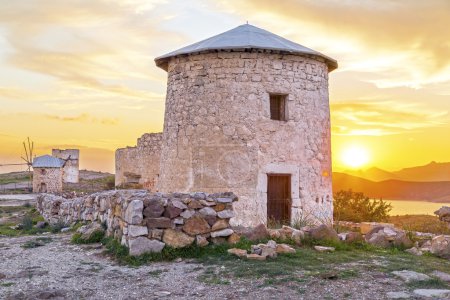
(341, 145, 370, 169)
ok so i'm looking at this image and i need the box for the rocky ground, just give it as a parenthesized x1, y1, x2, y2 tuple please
(1, 233, 450, 299)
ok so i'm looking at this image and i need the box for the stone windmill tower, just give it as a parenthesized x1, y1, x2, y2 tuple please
(155, 24, 337, 226)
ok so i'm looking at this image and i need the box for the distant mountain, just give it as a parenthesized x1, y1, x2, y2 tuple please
(332, 172, 450, 202)
(345, 167, 400, 182)
(343, 162, 450, 182)
(393, 161, 450, 182)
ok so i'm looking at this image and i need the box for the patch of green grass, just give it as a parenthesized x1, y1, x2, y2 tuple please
(71, 230, 105, 244)
(390, 215, 450, 235)
(407, 278, 449, 289)
(148, 269, 168, 277)
(21, 237, 53, 249)
(0, 282, 15, 287)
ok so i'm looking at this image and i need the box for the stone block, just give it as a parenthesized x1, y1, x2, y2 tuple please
(124, 200, 143, 225)
(146, 217, 171, 229)
(128, 237, 165, 256)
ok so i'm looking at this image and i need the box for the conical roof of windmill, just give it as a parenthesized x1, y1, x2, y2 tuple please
(155, 24, 337, 71)
(32, 155, 65, 168)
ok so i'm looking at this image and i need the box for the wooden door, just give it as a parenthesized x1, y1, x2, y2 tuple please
(267, 174, 291, 224)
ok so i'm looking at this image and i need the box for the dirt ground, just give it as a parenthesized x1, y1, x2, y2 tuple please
(2, 233, 445, 300)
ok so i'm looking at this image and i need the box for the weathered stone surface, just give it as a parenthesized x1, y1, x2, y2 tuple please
(392, 270, 431, 283)
(183, 216, 210, 235)
(124, 200, 143, 225)
(204, 215, 217, 226)
(198, 207, 216, 217)
(217, 197, 233, 203)
(240, 223, 269, 241)
(143, 200, 165, 218)
(188, 200, 203, 209)
(365, 226, 413, 248)
(217, 210, 234, 219)
(413, 289, 450, 298)
(339, 231, 363, 243)
(310, 225, 339, 242)
(228, 233, 241, 244)
(128, 225, 148, 237)
(211, 228, 233, 238)
(180, 209, 195, 219)
(228, 248, 247, 258)
(276, 244, 296, 254)
(314, 246, 335, 252)
(213, 203, 227, 212)
(386, 291, 411, 299)
(146, 217, 171, 229)
(149, 228, 163, 240)
(171, 200, 188, 210)
(211, 219, 229, 231)
(196, 235, 209, 247)
(173, 218, 184, 225)
(432, 271, 450, 282)
(128, 237, 165, 256)
(163, 229, 195, 248)
(430, 235, 450, 258)
(360, 222, 394, 235)
(164, 204, 182, 218)
(77, 222, 105, 241)
(405, 247, 423, 256)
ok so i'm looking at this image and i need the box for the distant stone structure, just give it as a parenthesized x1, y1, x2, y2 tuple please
(32, 155, 64, 193)
(52, 149, 79, 183)
(116, 24, 337, 226)
(115, 133, 162, 189)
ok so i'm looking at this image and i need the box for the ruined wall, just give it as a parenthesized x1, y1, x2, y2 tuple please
(32, 167, 63, 193)
(37, 190, 238, 255)
(115, 133, 162, 190)
(52, 149, 79, 183)
(158, 51, 332, 226)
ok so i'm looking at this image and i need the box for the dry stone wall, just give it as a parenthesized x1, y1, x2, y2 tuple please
(115, 133, 162, 190)
(158, 51, 332, 226)
(36, 190, 238, 255)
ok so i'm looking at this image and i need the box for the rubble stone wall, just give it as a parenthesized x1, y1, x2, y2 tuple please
(115, 133, 162, 190)
(52, 149, 79, 183)
(158, 51, 333, 226)
(36, 190, 238, 255)
(33, 167, 63, 193)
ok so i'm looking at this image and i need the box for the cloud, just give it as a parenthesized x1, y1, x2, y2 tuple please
(331, 101, 448, 136)
(213, 0, 450, 89)
(44, 113, 119, 125)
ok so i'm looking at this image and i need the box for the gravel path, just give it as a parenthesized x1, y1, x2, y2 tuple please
(0, 234, 440, 299)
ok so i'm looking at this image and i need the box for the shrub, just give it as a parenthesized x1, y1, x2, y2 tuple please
(334, 190, 392, 223)
(71, 230, 105, 244)
(21, 215, 33, 231)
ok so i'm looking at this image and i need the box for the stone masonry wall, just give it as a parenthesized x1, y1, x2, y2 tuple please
(158, 51, 332, 226)
(37, 190, 238, 255)
(115, 133, 162, 190)
(52, 149, 79, 183)
(33, 167, 63, 193)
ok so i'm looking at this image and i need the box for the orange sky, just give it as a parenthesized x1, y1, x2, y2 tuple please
(0, 0, 449, 173)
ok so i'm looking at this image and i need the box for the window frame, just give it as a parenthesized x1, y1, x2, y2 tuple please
(269, 93, 288, 121)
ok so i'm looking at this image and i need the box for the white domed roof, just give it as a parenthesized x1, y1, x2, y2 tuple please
(155, 24, 337, 72)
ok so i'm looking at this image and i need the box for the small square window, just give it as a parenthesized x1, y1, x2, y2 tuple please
(269, 94, 287, 121)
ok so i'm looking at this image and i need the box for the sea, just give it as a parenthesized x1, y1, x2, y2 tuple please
(386, 199, 450, 216)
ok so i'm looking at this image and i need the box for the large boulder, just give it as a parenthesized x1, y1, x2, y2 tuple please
(163, 229, 195, 248)
(309, 225, 339, 242)
(430, 235, 450, 258)
(128, 237, 165, 256)
(365, 226, 413, 248)
(435, 206, 450, 226)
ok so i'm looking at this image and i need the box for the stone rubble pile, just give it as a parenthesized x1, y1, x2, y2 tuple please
(37, 190, 239, 256)
(228, 240, 296, 260)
